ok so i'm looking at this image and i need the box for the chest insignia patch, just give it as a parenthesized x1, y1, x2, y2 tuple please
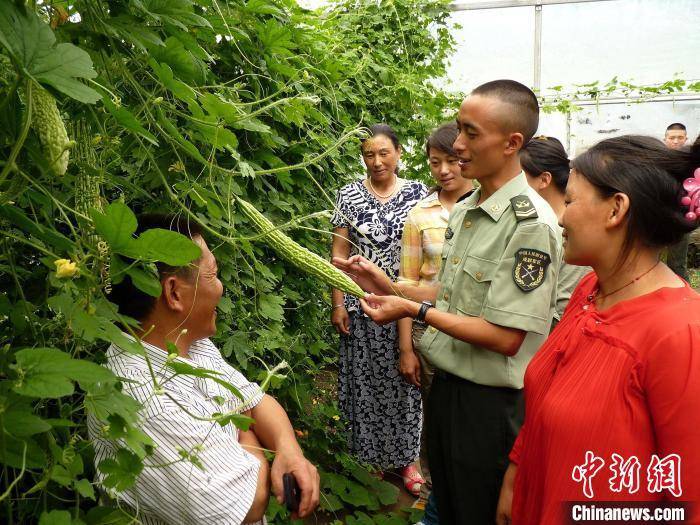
(513, 248, 551, 292)
(444, 226, 454, 240)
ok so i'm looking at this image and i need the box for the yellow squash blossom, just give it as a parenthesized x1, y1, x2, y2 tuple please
(54, 259, 78, 278)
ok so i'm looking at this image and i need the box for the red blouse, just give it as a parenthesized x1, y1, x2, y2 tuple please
(510, 272, 700, 524)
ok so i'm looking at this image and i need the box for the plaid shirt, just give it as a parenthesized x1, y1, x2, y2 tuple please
(398, 192, 450, 286)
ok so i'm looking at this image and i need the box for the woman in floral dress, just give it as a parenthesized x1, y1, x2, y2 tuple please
(330, 124, 428, 493)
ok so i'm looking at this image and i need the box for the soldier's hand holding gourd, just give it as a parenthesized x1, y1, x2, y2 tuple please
(359, 293, 418, 324)
(332, 255, 394, 295)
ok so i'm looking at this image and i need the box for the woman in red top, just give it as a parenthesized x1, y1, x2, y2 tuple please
(497, 136, 700, 524)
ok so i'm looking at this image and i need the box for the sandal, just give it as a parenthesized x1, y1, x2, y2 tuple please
(400, 465, 425, 497)
(411, 496, 428, 510)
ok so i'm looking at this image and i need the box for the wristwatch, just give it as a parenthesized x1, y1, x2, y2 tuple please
(414, 301, 433, 325)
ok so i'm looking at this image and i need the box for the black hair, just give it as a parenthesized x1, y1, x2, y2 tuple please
(426, 122, 459, 157)
(570, 135, 700, 261)
(425, 122, 460, 194)
(362, 124, 401, 150)
(361, 124, 401, 174)
(520, 136, 570, 193)
(109, 214, 204, 322)
(471, 80, 540, 143)
(666, 123, 687, 132)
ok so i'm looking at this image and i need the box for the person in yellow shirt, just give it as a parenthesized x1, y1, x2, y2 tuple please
(396, 122, 474, 513)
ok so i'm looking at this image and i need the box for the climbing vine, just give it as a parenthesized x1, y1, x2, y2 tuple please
(0, 0, 455, 523)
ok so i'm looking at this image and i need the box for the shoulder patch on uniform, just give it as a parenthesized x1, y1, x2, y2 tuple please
(513, 248, 551, 292)
(510, 196, 538, 221)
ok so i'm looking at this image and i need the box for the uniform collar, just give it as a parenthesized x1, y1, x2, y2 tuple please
(466, 172, 529, 222)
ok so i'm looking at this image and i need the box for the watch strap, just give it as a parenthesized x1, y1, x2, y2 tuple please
(415, 301, 433, 323)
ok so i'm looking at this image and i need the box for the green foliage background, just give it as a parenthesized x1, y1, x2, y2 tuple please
(0, 0, 457, 523)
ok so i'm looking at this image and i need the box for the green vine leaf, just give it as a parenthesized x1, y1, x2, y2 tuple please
(11, 347, 115, 398)
(83, 383, 143, 426)
(102, 96, 159, 146)
(258, 293, 285, 321)
(131, 228, 202, 266)
(38, 510, 73, 525)
(148, 36, 208, 85)
(50, 465, 74, 487)
(1, 410, 52, 437)
(102, 414, 155, 459)
(91, 202, 138, 252)
(132, 0, 212, 31)
(102, 15, 165, 52)
(148, 59, 197, 104)
(155, 109, 207, 163)
(0, 3, 100, 103)
(212, 412, 254, 430)
(125, 265, 162, 297)
(74, 478, 97, 500)
(98, 448, 144, 491)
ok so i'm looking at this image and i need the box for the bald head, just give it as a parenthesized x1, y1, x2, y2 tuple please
(471, 80, 539, 144)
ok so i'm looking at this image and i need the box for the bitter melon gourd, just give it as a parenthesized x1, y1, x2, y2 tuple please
(31, 83, 70, 176)
(237, 198, 365, 298)
(72, 119, 103, 218)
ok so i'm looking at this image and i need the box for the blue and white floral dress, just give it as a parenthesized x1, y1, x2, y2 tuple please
(331, 178, 427, 469)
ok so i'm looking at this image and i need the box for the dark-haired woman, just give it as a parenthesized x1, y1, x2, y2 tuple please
(397, 122, 473, 509)
(330, 124, 428, 489)
(521, 136, 590, 329)
(496, 136, 700, 525)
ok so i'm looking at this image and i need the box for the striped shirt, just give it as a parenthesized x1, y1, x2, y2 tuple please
(398, 191, 450, 286)
(88, 336, 265, 525)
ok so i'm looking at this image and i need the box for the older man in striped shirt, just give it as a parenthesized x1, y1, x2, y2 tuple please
(89, 215, 319, 524)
